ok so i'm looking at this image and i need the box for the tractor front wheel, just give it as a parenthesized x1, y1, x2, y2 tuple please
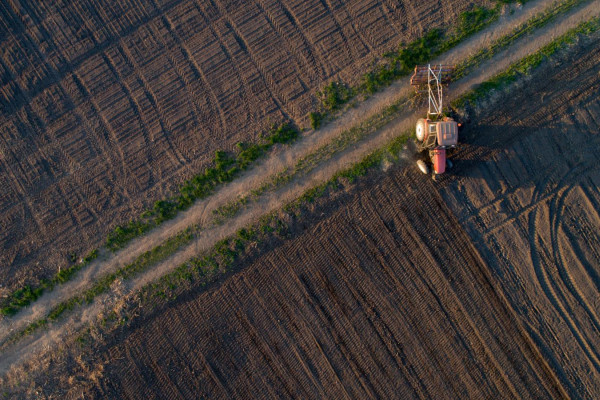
(416, 159, 429, 174)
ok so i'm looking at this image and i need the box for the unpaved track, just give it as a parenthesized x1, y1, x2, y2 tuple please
(1, 0, 599, 375)
(5, 0, 495, 291)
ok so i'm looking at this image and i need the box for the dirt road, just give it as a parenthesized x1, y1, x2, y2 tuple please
(1, 0, 495, 294)
(1, 0, 599, 380)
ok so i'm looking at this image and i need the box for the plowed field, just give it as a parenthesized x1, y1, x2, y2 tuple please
(441, 35, 600, 397)
(63, 27, 600, 399)
(94, 164, 564, 399)
(0, 0, 490, 294)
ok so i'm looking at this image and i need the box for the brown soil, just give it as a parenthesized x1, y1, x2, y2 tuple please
(79, 29, 600, 399)
(0, 0, 492, 295)
(439, 36, 600, 397)
(1, 3, 599, 399)
(3, 0, 592, 343)
(9, 28, 599, 400)
(92, 170, 566, 399)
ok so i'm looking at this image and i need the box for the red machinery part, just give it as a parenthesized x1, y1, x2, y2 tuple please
(432, 148, 446, 174)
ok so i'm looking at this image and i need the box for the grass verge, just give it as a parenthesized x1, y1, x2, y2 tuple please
(213, 96, 413, 221)
(453, 16, 600, 108)
(0, 122, 298, 317)
(1, 249, 99, 317)
(209, 0, 591, 242)
(2, 229, 195, 346)
(105, 122, 299, 251)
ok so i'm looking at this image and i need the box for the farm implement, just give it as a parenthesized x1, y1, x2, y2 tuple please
(411, 64, 460, 179)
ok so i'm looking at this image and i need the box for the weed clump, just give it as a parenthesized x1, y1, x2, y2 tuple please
(309, 111, 325, 130)
(0, 248, 99, 316)
(317, 81, 354, 111)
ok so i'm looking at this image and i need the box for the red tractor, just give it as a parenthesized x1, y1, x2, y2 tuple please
(411, 65, 459, 179)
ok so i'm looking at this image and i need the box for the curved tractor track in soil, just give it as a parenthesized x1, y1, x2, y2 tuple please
(438, 37, 600, 397)
(1, 0, 599, 377)
(551, 187, 600, 336)
(546, 184, 600, 368)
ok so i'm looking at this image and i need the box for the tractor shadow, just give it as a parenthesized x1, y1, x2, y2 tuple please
(443, 122, 531, 180)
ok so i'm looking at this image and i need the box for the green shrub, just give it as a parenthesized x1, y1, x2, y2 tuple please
(318, 81, 353, 111)
(397, 29, 444, 71)
(236, 142, 264, 168)
(214, 150, 235, 171)
(309, 111, 325, 129)
(266, 123, 299, 145)
(459, 6, 495, 36)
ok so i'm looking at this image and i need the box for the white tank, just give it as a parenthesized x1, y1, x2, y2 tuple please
(436, 121, 458, 147)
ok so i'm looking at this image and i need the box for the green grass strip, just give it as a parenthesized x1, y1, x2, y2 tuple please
(0, 123, 298, 317)
(141, 133, 413, 306)
(212, 96, 412, 222)
(212, 0, 591, 228)
(453, 16, 600, 108)
(1, 249, 99, 317)
(105, 122, 299, 252)
(3, 229, 194, 346)
(454, 0, 591, 80)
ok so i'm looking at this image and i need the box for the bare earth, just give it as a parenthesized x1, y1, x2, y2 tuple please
(0, 0, 494, 295)
(2, 18, 598, 400)
(441, 37, 600, 397)
(95, 168, 566, 399)
(1, 0, 599, 398)
(3, 0, 595, 348)
(94, 32, 600, 399)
